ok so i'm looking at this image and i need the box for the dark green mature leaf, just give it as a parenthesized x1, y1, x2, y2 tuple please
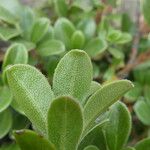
(105, 102, 131, 150)
(0, 86, 12, 112)
(79, 120, 108, 150)
(54, 18, 75, 49)
(134, 98, 150, 125)
(0, 109, 12, 139)
(14, 130, 55, 150)
(84, 37, 107, 57)
(71, 30, 85, 49)
(135, 138, 150, 150)
(142, 0, 150, 25)
(0, 143, 20, 150)
(2, 44, 28, 70)
(53, 49, 92, 101)
(83, 145, 99, 150)
(48, 96, 83, 150)
(6, 64, 54, 135)
(83, 80, 133, 133)
(0, 26, 21, 41)
(37, 39, 65, 56)
(31, 18, 50, 43)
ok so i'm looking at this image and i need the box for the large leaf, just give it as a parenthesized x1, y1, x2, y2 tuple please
(14, 129, 55, 150)
(0, 86, 12, 112)
(135, 138, 150, 150)
(31, 18, 50, 43)
(105, 102, 131, 150)
(142, 0, 150, 25)
(2, 43, 28, 70)
(84, 145, 99, 150)
(6, 64, 54, 135)
(83, 80, 133, 132)
(0, 26, 21, 41)
(0, 143, 20, 150)
(54, 18, 75, 49)
(37, 39, 65, 56)
(0, 109, 12, 139)
(134, 98, 150, 125)
(53, 49, 92, 101)
(48, 96, 83, 150)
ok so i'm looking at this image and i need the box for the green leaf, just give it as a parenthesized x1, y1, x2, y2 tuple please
(37, 39, 65, 57)
(134, 98, 150, 125)
(135, 138, 150, 150)
(14, 129, 55, 150)
(115, 33, 132, 44)
(0, 143, 20, 150)
(0, 26, 21, 41)
(0, 5, 18, 25)
(0, 109, 12, 139)
(108, 48, 124, 59)
(105, 102, 131, 150)
(83, 80, 133, 133)
(0, 86, 12, 112)
(6, 64, 54, 136)
(53, 49, 92, 101)
(122, 147, 135, 150)
(31, 17, 50, 43)
(79, 120, 108, 150)
(47, 96, 83, 150)
(54, 18, 75, 49)
(84, 37, 107, 57)
(71, 30, 85, 49)
(84, 145, 99, 150)
(142, 0, 150, 25)
(2, 43, 28, 70)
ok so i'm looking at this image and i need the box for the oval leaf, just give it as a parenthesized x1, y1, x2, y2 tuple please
(135, 138, 150, 150)
(14, 129, 55, 150)
(6, 64, 54, 135)
(53, 49, 93, 101)
(84, 145, 99, 150)
(48, 96, 83, 150)
(83, 80, 133, 132)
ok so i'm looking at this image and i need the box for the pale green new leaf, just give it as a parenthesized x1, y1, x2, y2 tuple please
(53, 49, 92, 101)
(84, 145, 99, 150)
(105, 102, 131, 150)
(2, 43, 28, 70)
(6, 64, 54, 135)
(135, 138, 150, 150)
(48, 96, 83, 150)
(0, 86, 12, 112)
(0, 109, 12, 139)
(14, 129, 55, 150)
(83, 80, 133, 132)
(37, 39, 65, 56)
(31, 18, 50, 43)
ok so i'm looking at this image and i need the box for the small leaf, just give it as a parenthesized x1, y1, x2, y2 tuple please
(37, 39, 65, 57)
(105, 102, 131, 150)
(71, 30, 85, 49)
(84, 145, 99, 150)
(0, 86, 12, 112)
(48, 96, 83, 150)
(135, 138, 150, 150)
(115, 33, 132, 44)
(108, 48, 124, 59)
(134, 98, 150, 125)
(142, 0, 150, 25)
(54, 18, 75, 49)
(6, 64, 54, 135)
(0, 109, 12, 139)
(0, 26, 21, 41)
(84, 37, 107, 57)
(83, 80, 133, 132)
(31, 18, 50, 43)
(107, 29, 122, 42)
(53, 49, 92, 101)
(122, 147, 135, 150)
(2, 43, 28, 70)
(14, 129, 55, 150)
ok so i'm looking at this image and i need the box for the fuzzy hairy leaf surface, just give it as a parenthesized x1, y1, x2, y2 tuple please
(105, 102, 131, 150)
(83, 80, 133, 132)
(135, 138, 150, 150)
(2, 44, 28, 70)
(14, 130, 55, 150)
(83, 145, 99, 150)
(6, 64, 54, 135)
(53, 49, 92, 101)
(48, 96, 83, 150)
